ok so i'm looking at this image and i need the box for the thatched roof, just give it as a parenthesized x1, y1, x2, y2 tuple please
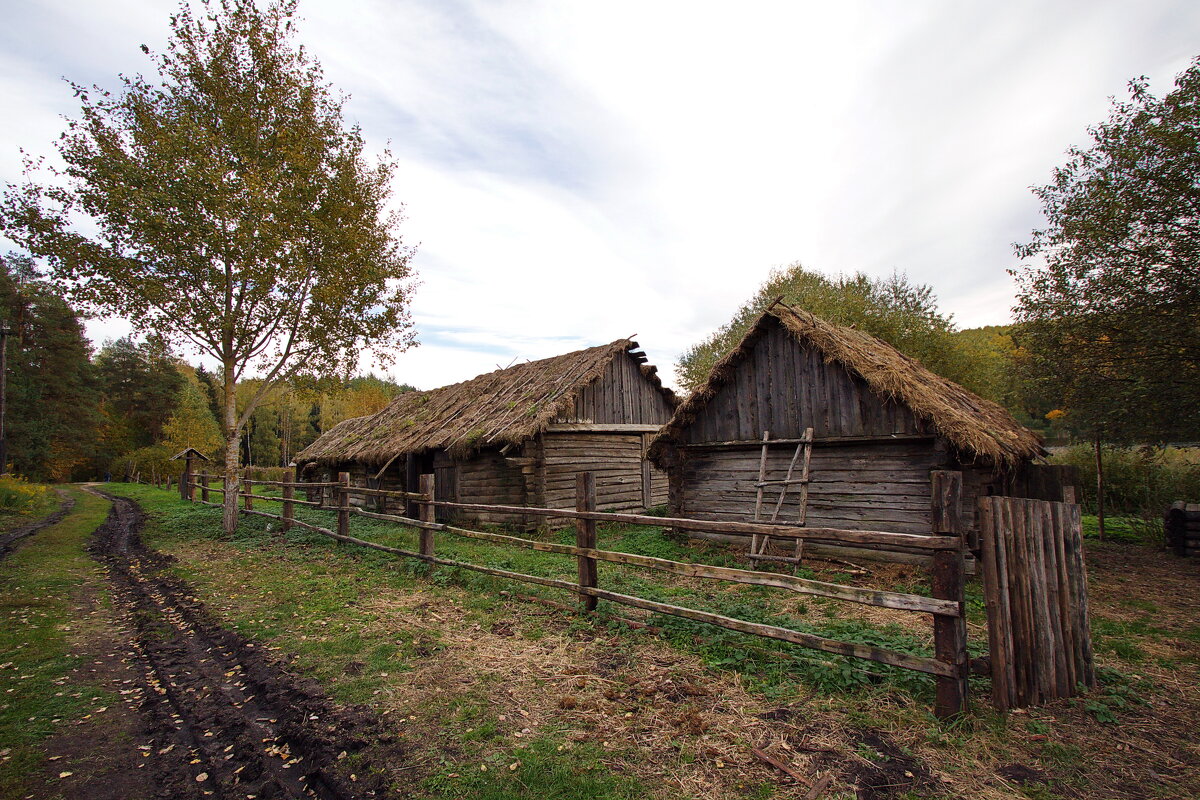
(651, 304, 1042, 466)
(298, 340, 677, 466)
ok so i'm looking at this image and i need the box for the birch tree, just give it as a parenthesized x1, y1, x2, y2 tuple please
(1, 0, 416, 532)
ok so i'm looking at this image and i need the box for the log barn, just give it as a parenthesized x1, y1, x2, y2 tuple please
(296, 339, 677, 525)
(648, 304, 1046, 557)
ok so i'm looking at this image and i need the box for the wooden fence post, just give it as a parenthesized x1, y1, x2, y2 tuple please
(181, 454, 193, 501)
(419, 474, 436, 557)
(337, 472, 351, 542)
(931, 470, 968, 719)
(244, 477, 254, 511)
(282, 467, 295, 533)
(199, 469, 208, 503)
(576, 472, 598, 612)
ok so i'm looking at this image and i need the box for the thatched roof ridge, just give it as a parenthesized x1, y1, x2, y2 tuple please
(652, 304, 1042, 466)
(298, 340, 677, 466)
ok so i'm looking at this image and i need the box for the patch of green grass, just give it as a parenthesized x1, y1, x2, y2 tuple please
(1074, 668, 1148, 723)
(1080, 515, 1159, 545)
(0, 487, 115, 797)
(419, 736, 645, 799)
(105, 483, 954, 713)
(1091, 616, 1166, 663)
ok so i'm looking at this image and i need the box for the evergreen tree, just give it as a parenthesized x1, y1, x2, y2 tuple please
(0, 254, 99, 481)
(95, 336, 184, 451)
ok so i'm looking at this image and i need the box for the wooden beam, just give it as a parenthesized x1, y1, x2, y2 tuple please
(426, 500, 962, 551)
(348, 507, 959, 615)
(681, 434, 936, 449)
(576, 472, 598, 612)
(545, 423, 664, 433)
(419, 473, 436, 557)
(931, 470, 968, 719)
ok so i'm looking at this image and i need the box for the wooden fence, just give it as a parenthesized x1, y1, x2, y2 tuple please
(186, 469, 971, 718)
(977, 495, 1095, 710)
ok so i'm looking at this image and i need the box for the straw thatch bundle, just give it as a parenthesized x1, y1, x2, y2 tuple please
(652, 304, 1042, 466)
(298, 339, 676, 467)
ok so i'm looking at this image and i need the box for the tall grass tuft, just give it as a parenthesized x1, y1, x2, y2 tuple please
(0, 475, 50, 515)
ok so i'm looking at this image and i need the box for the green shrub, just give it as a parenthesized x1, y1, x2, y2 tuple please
(0, 475, 51, 515)
(109, 445, 180, 483)
(244, 465, 293, 483)
(1049, 445, 1200, 515)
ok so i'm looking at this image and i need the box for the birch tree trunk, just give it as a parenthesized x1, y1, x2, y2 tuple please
(223, 368, 240, 535)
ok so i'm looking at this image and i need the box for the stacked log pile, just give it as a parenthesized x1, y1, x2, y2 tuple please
(1165, 502, 1200, 557)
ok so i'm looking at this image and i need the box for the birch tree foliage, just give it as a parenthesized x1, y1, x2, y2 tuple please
(0, 0, 416, 531)
(1013, 58, 1200, 442)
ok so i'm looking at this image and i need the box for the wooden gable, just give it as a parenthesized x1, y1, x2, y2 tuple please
(679, 315, 930, 444)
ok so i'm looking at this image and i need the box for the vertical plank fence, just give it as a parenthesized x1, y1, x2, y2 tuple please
(978, 495, 1095, 710)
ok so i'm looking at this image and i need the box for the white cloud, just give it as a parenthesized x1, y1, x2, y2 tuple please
(3, 0, 1199, 391)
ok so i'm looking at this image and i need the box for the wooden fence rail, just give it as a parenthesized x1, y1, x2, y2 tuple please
(186, 470, 969, 717)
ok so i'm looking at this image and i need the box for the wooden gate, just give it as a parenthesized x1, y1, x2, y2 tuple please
(977, 496, 1095, 710)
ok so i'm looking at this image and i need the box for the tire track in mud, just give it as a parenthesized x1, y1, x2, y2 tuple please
(0, 490, 75, 560)
(84, 487, 402, 799)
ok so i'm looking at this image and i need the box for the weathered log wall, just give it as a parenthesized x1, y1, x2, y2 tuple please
(675, 440, 945, 535)
(540, 432, 668, 515)
(434, 449, 527, 525)
(679, 317, 931, 443)
(557, 350, 675, 425)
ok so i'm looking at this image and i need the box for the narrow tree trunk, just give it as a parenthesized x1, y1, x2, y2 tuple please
(1094, 432, 1105, 542)
(223, 367, 240, 536)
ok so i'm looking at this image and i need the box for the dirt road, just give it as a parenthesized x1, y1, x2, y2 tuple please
(83, 488, 403, 799)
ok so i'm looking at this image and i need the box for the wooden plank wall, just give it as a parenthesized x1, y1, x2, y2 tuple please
(680, 318, 929, 444)
(977, 495, 1095, 710)
(677, 441, 941, 535)
(559, 351, 675, 425)
(436, 449, 527, 525)
(541, 433, 668, 514)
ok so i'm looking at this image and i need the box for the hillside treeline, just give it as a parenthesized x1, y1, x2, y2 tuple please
(0, 255, 412, 482)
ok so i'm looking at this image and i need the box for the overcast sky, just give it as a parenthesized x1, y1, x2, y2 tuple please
(2, 0, 1198, 390)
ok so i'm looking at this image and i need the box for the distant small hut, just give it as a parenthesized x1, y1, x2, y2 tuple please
(296, 340, 678, 525)
(649, 304, 1048, 554)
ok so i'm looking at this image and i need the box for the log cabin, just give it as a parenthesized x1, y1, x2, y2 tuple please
(296, 339, 677, 525)
(648, 303, 1047, 559)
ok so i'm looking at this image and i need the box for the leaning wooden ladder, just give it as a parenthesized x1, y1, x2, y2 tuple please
(749, 427, 814, 571)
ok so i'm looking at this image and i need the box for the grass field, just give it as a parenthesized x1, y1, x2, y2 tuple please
(3, 483, 1197, 799)
(90, 483, 1198, 800)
